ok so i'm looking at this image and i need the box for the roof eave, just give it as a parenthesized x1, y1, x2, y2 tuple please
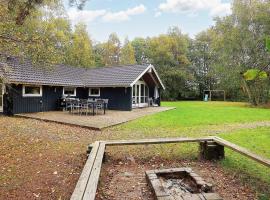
(130, 64, 165, 90)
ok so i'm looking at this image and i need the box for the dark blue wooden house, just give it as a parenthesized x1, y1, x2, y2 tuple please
(0, 56, 165, 114)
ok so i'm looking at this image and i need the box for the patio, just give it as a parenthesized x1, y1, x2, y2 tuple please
(15, 107, 175, 130)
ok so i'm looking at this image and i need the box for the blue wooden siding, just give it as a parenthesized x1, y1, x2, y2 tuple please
(89, 87, 132, 111)
(6, 84, 132, 114)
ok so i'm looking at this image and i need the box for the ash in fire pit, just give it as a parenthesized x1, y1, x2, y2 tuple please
(146, 168, 223, 200)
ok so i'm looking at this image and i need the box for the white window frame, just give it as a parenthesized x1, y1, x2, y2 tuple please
(22, 85, 43, 97)
(89, 88, 100, 97)
(63, 87, 77, 97)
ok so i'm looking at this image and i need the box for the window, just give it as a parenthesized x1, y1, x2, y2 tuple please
(63, 87, 76, 96)
(22, 85, 42, 97)
(89, 88, 100, 96)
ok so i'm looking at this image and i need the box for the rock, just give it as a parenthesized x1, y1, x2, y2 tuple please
(123, 172, 134, 177)
(126, 156, 136, 164)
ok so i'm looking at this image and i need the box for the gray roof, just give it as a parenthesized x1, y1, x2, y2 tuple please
(0, 56, 163, 88)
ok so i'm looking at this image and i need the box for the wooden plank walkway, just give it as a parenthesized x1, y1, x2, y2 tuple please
(70, 136, 270, 200)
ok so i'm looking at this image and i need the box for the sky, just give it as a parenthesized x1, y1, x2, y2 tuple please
(65, 0, 232, 43)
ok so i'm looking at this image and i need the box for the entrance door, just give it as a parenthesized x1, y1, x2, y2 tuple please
(0, 84, 3, 112)
(132, 80, 149, 108)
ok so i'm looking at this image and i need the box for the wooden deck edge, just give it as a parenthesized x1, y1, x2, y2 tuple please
(15, 114, 102, 131)
(212, 136, 270, 168)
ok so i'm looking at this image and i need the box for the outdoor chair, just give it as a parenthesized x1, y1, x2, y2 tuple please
(96, 99, 105, 114)
(148, 98, 153, 107)
(71, 99, 82, 115)
(65, 98, 73, 112)
(103, 99, 109, 109)
(80, 99, 89, 115)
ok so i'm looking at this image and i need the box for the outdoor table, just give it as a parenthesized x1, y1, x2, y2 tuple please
(86, 100, 107, 116)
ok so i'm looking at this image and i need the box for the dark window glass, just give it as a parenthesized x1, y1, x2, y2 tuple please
(25, 86, 41, 94)
(141, 84, 144, 96)
(64, 87, 75, 95)
(90, 88, 100, 96)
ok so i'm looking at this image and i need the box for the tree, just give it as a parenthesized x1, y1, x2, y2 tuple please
(4, 0, 88, 25)
(143, 27, 192, 100)
(209, 0, 270, 103)
(65, 23, 95, 68)
(103, 33, 121, 66)
(188, 30, 217, 97)
(131, 37, 149, 64)
(120, 38, 136, 65)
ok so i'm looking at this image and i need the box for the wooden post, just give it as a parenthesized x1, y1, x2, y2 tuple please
(199, 141, 224, 160)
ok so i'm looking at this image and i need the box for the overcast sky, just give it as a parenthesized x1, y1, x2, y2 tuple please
(65, 0, 232, 42)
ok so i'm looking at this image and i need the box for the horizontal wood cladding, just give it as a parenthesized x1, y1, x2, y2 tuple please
(7, 84, 132, 114)
(90, 87, 132, 111)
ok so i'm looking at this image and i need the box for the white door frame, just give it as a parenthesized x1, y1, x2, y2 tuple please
(132, 80, 148, 108)
(0, 84, 4, 112)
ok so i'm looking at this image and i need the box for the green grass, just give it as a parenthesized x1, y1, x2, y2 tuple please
(110, 101, 270, 197)
(112, 101, 270, 139)
(220, 128, 270, 198)
(118, 101, 270, 130)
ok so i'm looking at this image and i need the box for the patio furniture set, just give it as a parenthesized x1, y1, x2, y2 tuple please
(64, 98, 108, 116)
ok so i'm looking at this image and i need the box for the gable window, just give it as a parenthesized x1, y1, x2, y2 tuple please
(23, 85, 42, 97)
(89, 88, 100, 96)
(63, 87, 76, 97)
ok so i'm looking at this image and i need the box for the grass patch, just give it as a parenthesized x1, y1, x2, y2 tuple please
(219, 127, 270, 197)
(116, 101, 270, 132)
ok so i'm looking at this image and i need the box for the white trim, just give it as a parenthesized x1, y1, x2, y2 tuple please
(63, 87, 77, 97)
(130, 64, 165, 90)
(130, 65, 152, 87)
(89, 88, 100, 97)
(0, 84, 4, 112)
(132, 80, 149, 108)
(22, 85, 43, 97)
(151, 65, 165, 89)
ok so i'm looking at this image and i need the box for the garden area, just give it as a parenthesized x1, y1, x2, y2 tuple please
(0, 101, 269, 199)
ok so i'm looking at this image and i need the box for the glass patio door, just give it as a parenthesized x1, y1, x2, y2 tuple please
(0, 84, 3, 112)
(132, 81, 148, 108)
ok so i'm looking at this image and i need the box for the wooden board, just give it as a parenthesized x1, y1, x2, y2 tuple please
(212, 137, 270, 168)
(105, 137, 213, 146)
(83, 142, 106, 200)
(70, 141, 100, 200)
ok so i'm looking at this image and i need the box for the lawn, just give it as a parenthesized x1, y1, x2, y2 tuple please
(111, 101, 270, 198)
(0, 101, 269, 199)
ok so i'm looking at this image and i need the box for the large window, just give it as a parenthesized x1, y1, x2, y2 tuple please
(22, 85, 42, 97)
(89, 88, 100, 96)
(63, 87, 76, 97)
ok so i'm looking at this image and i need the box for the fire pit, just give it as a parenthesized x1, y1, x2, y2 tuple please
(145, 168, 223, 200)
